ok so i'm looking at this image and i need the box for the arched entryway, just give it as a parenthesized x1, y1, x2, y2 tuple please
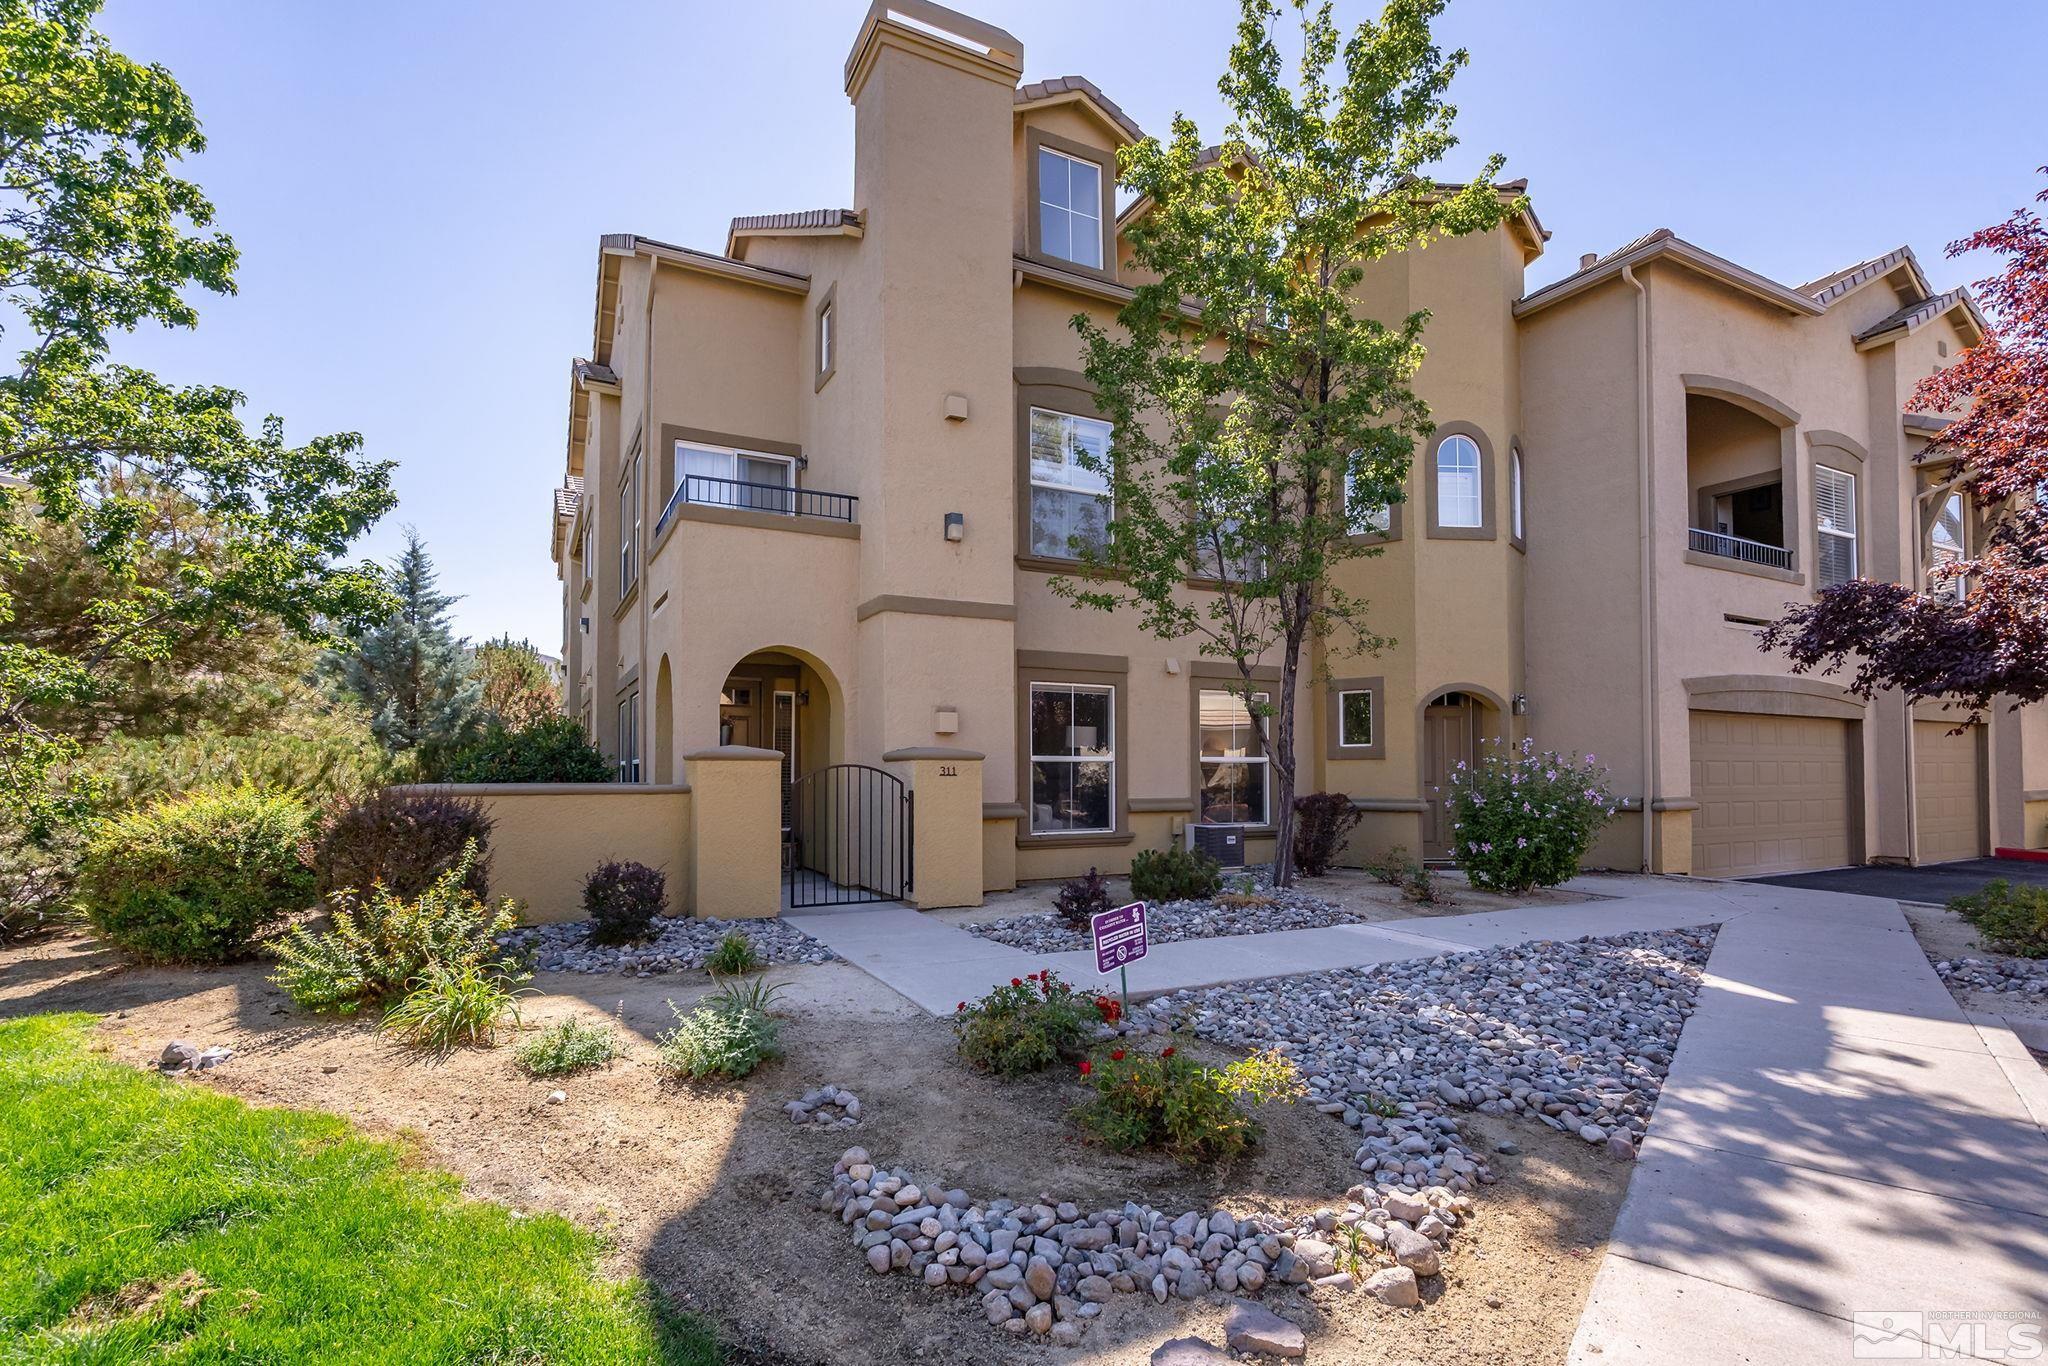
(714, 648, 842, 837)
(653, 656, 674, 784)
(1419, 686, 1508, 860)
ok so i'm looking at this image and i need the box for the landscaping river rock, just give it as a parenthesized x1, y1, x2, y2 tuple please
(966, 885, 1374, 953)
(823, 1147, 1467, 1342)
(503, 917, 835, 975)
(1135, 927, 1716, 1192)
(1933, 952, 2048, 998)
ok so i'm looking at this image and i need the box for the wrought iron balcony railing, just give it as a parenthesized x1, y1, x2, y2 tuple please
(656, 475, 858, 536)
(1688, 526, 1793, 571)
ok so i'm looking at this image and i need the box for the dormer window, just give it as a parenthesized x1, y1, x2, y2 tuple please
(1037, 145, 1103, 271)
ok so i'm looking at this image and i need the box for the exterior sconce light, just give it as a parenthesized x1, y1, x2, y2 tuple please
(1512, 693, 1529, 715)
(796, 690, 811, 706)
(944, 512, 965, 542)
(943, 392, 970, 421)
(579, 616, 590, 633)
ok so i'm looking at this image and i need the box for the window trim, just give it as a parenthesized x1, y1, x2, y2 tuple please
(813, 283, 837, 392)
(1424, 423, 1497, 540)
(1187, 663, 1281, 833)
(1927, 488, 1968, 602)
(1195, 684, 1271, 828)
(1324, 675, 1387, 761)
(1022, 127, 1117, 283)
(617, 451, 641, 597)
(1509, 443, 1526, 551)
(1016, 651, 1130, 846)
(1813, 463, 1858, 590)
(1015, 375, 1116, 568)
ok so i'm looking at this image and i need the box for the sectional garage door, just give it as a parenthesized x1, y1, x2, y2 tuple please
(1690, 711, 1855, 877)
(1914, 721, 1985, 864)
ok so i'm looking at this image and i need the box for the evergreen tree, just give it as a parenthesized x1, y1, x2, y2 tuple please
(324, 529, 480, 758)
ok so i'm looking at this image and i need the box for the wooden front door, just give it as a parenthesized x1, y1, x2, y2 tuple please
(1422, 693, 1478, 859)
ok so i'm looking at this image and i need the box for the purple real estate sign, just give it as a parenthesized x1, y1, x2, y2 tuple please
(1091, 901, 1148, 976)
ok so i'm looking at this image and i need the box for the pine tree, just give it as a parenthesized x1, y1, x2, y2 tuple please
(324, 529, 480, 758)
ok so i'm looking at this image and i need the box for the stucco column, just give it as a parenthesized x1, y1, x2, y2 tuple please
(885, 747, 985, 910)
(684, 745, 783, 919)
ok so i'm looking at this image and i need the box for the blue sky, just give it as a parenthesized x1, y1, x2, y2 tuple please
(96, 0, 2045, 650)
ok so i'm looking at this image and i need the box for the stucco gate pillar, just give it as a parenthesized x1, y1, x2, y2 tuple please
(684, 745, 783, 919)
(884, 747, 985, 910)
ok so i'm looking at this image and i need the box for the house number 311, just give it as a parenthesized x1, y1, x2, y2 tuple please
(938, 765, 958, 777)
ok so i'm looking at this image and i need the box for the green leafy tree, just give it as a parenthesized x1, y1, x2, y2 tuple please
(324, 530, 480, 760)
(1062, 0, 1517, 884)
(470, 635, 559, 731)
(0, 0, 395, 840)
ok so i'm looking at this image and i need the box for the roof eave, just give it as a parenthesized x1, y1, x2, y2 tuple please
(1515, 235, 1825, 320)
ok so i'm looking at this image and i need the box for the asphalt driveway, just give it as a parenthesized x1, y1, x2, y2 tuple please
(1747, 855, 2048, 903)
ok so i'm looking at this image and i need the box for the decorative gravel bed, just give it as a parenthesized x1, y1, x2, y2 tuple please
(825, 1146, 1459, 1344)
(1933, 952, 2048, 997)
(1127, 927, 1716, 1195)
(965, 884, 1372, 952)
(502, 916, 836, 975)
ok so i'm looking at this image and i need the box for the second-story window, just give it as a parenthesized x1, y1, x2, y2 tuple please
(1038, 146, 1103, 271)
(579, 521, 591, 586)
(617, 456, 639, 596)
(1343, 449, 1393, 536)
(1814, 465, 1857, 589)
(1510, 447, 1525, 542)
(1027, 407, 1111, 559)
(1929, 491, 1967, 601)
(1436, 434, 1482, 529)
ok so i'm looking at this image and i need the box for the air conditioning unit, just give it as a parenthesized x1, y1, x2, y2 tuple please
(1188, 824, 1246, 868)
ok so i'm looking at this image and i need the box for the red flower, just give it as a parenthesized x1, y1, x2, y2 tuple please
(1110, 1049, 1125, 1061)
(1011, 977, 1023, 987)
(956, 1001, 966, 1012)
(1160, 1047, 1176, 1058)
(1078, 1060, 1092, 1076)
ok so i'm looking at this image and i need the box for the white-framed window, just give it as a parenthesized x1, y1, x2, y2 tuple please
(616, 692, 640, 783)
(1198, 688, 1269, 826)
(1037, 146, 1103, 270)
(675, 441, 796, 515)
(618, 456, 639, 595)
(1814, 465, 1858, 590)
(1436, 434, 1482, 528)
(1343, 449, 1393, 536)
(578, 520, 591, 586)
(1196, 450, 1263, 581)
(817, 301, 834, 377)
(1337, 689, 1374, 749)
(1929, 491, 1967, 601)
(1510, 446, 1525, 541)
(1027, 407, 1112, 559)
(1027, 681, 1114, 834)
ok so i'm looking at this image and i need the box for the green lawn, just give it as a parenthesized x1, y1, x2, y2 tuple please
(0, 1014, 719, 1364)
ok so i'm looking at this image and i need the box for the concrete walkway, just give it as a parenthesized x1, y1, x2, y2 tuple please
(1568, 883, 2048, 1364)
(786, 879, 1729, 1016)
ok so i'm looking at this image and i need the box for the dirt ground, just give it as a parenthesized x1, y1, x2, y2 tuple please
(1, 929, 1634, 1365)
(1902, 900, 2048, 1033)
(940, 867, 1618, 931)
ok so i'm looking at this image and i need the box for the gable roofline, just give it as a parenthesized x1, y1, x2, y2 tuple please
(1853, 286, 1988, 350)
(1800, 245, 1932, 309)
(599, 232, 811, 296)
(1514, 229, 1827, 319)
(725, 209, 863, 259)
(1014, 75, 1143, 144)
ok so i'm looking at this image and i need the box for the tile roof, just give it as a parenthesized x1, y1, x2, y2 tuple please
(554, 476, 582, 521)
(1799, 246, 1917, 305)
(572, 359, 617, 387)
(1014, 75, 1143, 141)
(1853, 288, 1981, 343)
(728, 208, 862, 236)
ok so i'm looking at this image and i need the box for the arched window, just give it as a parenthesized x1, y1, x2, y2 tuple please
(1436, 435, 1482, 529)
(1510, 446, 1525, 543)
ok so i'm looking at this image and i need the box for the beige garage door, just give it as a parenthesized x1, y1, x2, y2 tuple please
(1914, 721, 1985, 865)
(1690, 711, 1855, 877)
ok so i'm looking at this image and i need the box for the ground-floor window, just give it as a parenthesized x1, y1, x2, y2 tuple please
(1027, 681, 1114, 834)
(1197, 687, 1268, 825)
(1337, 688, 1374, 749)
(616, 692, 640, 783)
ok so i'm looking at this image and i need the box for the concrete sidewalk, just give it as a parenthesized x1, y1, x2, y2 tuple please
(1568, 886, 2048, 1364)
(787, 883, 1734, 1016)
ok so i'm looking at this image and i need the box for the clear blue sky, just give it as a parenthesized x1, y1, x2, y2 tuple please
(96, 0, 2045, 651)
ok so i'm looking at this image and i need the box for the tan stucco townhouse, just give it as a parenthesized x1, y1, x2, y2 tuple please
(548, 0, 2048, 904)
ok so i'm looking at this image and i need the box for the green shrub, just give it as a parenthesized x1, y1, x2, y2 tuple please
(1363, 845, 1412, 886)
(516, 1017, 621, 1076)
(1129, 845, 1222, 903)
(1448, 739, 1617, 894)
(1950, 879, 2048, 958)
(379, 962, 525, 1052)
(1403, 861, 1443, 904)
(584, 859, 666, 945)
(1053, 867, 1114, 931)
(705, 930, 762, 976)
(76, 785, 315, 963)
(271, 843, 522, 1013)
(1073, 1044, 1304, 1164)
(442, 716, 611, 784)
(658, 997, 782, 1081)
(953, 970, 1098, 1077)
(1292, 791, 1363, 878)
(0, 819, 81, 943)
(89, 717, 389, 810)
(309, 788, 493, 901)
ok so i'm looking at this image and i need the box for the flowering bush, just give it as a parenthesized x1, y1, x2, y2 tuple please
(1072, 1045, 1304, 1164)
(953, 970, 1097, 1076)
(1446, 739, 1617, 894)
(1053, 867, 1113, 932)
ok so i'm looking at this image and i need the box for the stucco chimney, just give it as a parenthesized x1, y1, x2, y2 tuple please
(1579, 252, 1598, 270)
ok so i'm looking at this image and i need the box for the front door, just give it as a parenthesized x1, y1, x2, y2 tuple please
(1422, 692, 1478, 859)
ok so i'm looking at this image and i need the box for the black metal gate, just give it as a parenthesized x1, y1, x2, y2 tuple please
(786, 764, 912, 908)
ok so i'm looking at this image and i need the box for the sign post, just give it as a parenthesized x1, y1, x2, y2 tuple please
(1090, 900, 1149, 1016)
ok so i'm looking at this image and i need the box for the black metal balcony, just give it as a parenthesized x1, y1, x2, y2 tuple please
(1688, 526, 1793, 571)
(656, 475, 858, 535)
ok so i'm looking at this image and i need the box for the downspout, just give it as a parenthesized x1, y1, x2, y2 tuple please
(639, 259, 657, 778)
(1624, 264, 1657, 874)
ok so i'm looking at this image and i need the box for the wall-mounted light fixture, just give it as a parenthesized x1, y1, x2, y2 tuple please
(1512, 692, 1530, 715)
(944, 512, 965, 542)
(579, 616, 590, 633)
(943, 393, 969, 421)
(796, 690, 811, 707)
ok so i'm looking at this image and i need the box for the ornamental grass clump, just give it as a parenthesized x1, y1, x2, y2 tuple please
(1073, 1044, 1305, 1164)
(657, 980, 785, 1082)
(704, 929, 762, 976)
(379, 962, 526, 1053)
(1950, 879, 2048, 958)
(953, 970, 1098, 1077)
(1447, 739, 1617, 894)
